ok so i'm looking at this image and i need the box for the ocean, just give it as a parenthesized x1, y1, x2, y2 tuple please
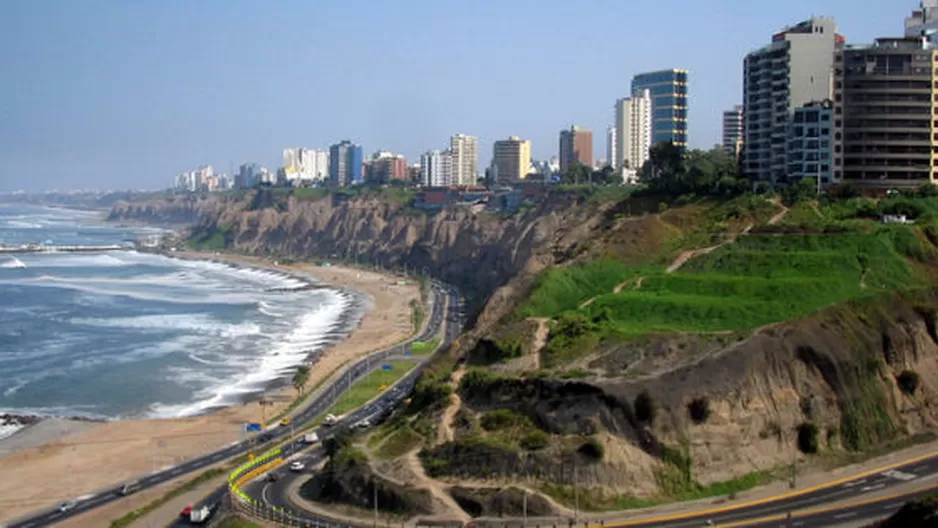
(0, 203, 353, 436)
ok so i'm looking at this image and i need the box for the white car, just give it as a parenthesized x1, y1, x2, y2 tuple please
(57, 500, 76, 513)
(289, 461, 305, 472)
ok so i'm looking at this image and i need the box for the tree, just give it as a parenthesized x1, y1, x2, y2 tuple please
(596, 165, 621, 185)
(292, 364, 311, 395)
(561, 162, 591, 185)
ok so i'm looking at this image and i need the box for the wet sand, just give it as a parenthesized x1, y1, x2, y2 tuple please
(0, 256, 420, 524)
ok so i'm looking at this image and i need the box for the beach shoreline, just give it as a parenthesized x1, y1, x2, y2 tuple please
(0, 252, 421, 524)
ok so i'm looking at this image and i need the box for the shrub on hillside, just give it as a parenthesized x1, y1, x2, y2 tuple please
(480, 410, 530, 431)
(687, 396, 711, 424)
(577, 438, 604, 461)
(520, 430, 550, 451)
(897, 370, 921, 396)
(797, 422, 819, 454)
(634, 391, 656, 424)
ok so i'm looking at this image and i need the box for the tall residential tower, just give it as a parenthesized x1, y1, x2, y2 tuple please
(631, 69, 688, 149)
(742, 17, 843, 185)
(722, 105, 744, 158)
(615, 90, 653, 180)
(492, 136, 533, 184)
(558, 125, 593, 174)
(449, 134, 479, 186)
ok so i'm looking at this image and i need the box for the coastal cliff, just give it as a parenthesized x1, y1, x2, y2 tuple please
(110, 189, 938, 518)
(109, 188, 653, 324)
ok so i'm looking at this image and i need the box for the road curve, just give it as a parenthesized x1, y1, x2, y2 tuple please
(8, 280, 461, 528)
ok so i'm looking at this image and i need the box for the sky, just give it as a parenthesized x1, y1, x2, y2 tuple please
(0, 0, 918, 191)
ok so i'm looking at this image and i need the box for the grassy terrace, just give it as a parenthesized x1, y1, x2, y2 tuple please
(517, 196, 938, 346)
(323, 360, 416, 417)
(582, 229, 926, 334)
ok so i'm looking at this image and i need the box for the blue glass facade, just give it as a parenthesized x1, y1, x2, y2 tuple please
(328, 140, 364, 186)
(631, 69, 689, 148)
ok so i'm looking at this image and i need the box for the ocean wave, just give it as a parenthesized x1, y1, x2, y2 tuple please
(70, 314, 265, 339)
(0, 257, 26, 269)
(0, 423, 24, 441)
(257, 300, 283, 317)
(147, 289, 352, 418)
(29, 253, 127, 268)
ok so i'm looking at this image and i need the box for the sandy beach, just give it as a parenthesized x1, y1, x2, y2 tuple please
(0, 255, 420, 524)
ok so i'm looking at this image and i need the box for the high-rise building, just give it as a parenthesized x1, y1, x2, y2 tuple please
(366, 151, 408, 184)
(420, 150, 453, 187)
(905, 1, 938, 44)
(281, 148, 328, 183)
(328, 140, 363, 187)
(606, 126, 618, 169)
(743, 17, 843, 185)
(615, 90, 653, 179)
(558, 125, 593, 175)
(407, 164, 422, 185)
(450, 134, 479, 186)
(788, 100, 834, 185)
(834, 36, 938, 190)
(492, 136, 533, 184)
(722, 105, 745, 158)
(631, 69, 689, 148)
(235, 162, 265, 188)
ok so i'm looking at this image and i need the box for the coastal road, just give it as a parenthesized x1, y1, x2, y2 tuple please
(249, 442, 938, 527)
(7, 280, 461, 528)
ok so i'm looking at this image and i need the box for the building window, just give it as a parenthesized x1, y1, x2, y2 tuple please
(822, 114, 831, 121)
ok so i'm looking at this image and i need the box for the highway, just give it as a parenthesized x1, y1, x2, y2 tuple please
(7, 279, 461, 528)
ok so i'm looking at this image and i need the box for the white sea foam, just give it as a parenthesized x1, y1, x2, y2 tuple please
(0, 257, 26, 269)
(70, 314, 264, 339)
(29, 253, 127, 268)
(147, 289, 352, 418)
(257, 300, 283, 317)
(0, 423, 24, 442)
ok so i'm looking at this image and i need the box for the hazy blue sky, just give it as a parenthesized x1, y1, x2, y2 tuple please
(0, 1, 916, 190)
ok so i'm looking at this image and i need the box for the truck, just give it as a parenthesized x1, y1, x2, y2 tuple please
(303, 432, 319, 444)
(189, 504, 214, 524)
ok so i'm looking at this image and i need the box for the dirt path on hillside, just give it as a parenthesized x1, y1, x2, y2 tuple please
(529, 318, 549, 361)
(768, 199, 790, 225)
(404, 451, 470, 520)
(666, 223, 754, 275)
(436, 365, 467, 445)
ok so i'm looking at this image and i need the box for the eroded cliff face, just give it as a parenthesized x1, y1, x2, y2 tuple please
(109, 191, 626, 323)
(447, 290, 938, 496)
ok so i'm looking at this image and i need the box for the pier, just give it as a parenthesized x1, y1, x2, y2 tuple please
(0, 244, 134, 254)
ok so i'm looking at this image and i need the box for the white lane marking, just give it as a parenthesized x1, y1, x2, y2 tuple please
(834, 512, 857, 519)
(881, 469, 917, 482)
(263, 483, 271, 504)
(843, 478, 868, 488)
(171, 468, 183, 475)
(860, 483, 886, 492)
(792, 523, 804, 527)
(883, 502, 906, 509)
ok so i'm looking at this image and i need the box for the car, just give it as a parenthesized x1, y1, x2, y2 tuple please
(180, 505, 194, 518)
(280, 417, 292, 426)
(289, 461, 305, 472)
(57, 501, 76, 513)
(266, 472, 282, 482)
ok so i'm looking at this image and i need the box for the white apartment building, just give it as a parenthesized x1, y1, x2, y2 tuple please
(743, 17, 840, 185)
(615, 89, 652, 181)
(282, 148, 329, 183)
(449, 134, 478, 186)
(606, 125, 618, 169)
(420, 150, 453, 187)
(722, 105, 744, 158)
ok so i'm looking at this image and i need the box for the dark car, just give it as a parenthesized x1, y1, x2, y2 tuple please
(266, 472, 281, 482)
